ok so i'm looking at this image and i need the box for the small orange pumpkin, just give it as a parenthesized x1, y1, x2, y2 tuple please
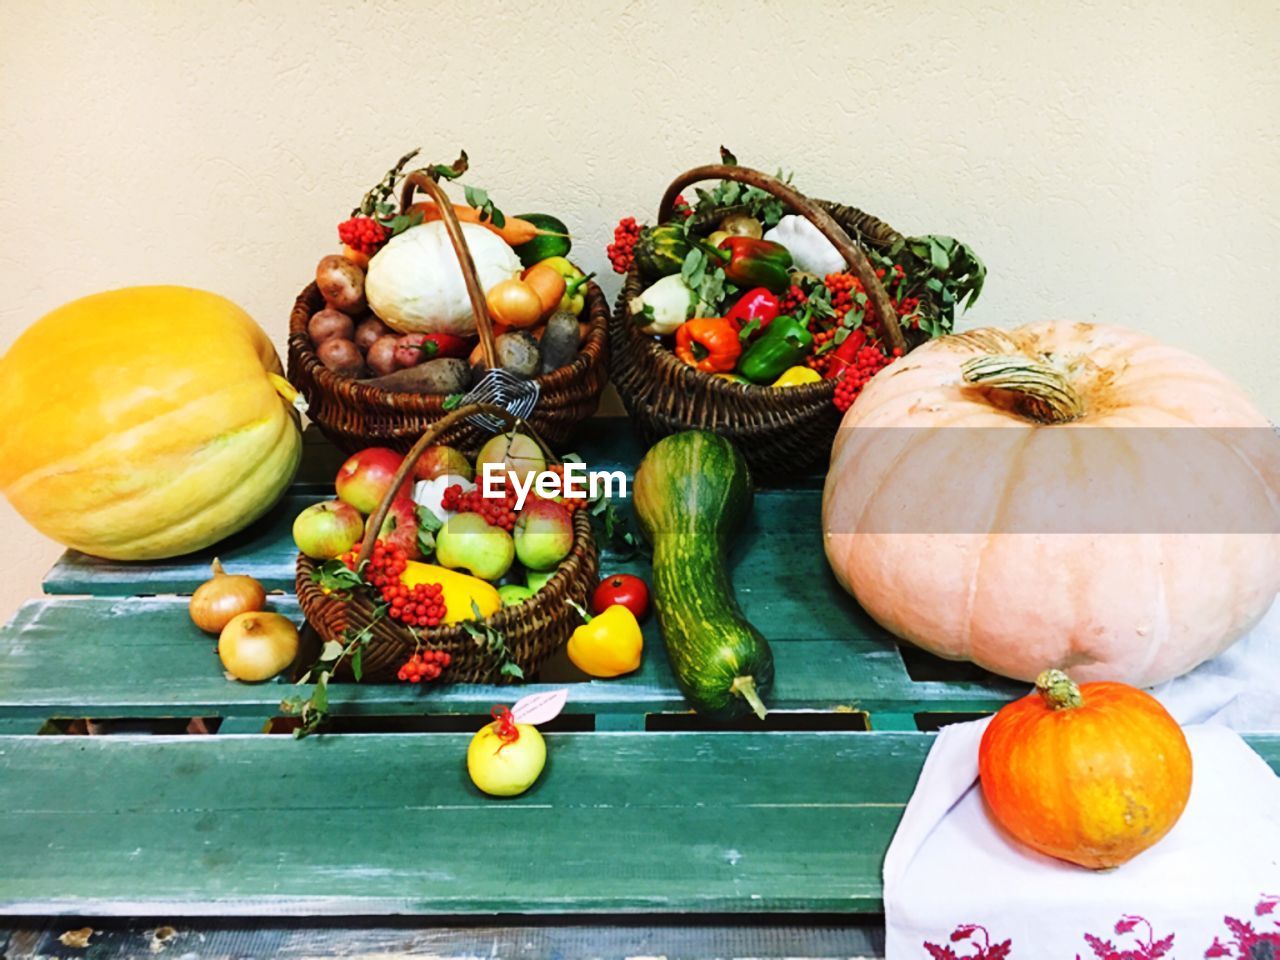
(978, 669, 1192, 869)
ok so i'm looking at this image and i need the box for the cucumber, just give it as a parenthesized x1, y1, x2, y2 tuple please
(512, 213, 571, 267)
(632, 431, 773, 720)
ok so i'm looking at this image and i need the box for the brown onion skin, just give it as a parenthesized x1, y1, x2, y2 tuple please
(189, 558, 267, 634)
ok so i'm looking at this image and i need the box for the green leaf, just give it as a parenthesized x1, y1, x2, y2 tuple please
(428, 151, 468, 181)
(928, 238, 951, 273)
(321, 640, 345, 661)
(500, 661, 525, 679)
(312, 560, 363, 594)
(738, 318, 761, 342)
(415, 504, 443, 534)
(464, 185, 488, 209)
(442, 393, 464, 411)
(351, 645, 363, 683)
(681, 248, 707, 289)
(312, 672, 330, 713)
(719, 145, 739, 165)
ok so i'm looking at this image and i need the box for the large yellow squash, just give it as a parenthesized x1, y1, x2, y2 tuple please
(0, 286, 302, 560)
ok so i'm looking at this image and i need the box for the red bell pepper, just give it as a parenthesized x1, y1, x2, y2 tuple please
(724, 287, 781, 337)
(705, 236, 793, 293)
(823, 328, 868, 380)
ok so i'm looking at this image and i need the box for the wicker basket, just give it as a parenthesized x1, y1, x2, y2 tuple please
(288, 169, 609, 455)
(296, 403, 598, 683)
(610, 164, 914, 479)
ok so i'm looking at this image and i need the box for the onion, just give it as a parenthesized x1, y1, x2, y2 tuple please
(189, 558, 267, 634)
(218, 611, 299, 682)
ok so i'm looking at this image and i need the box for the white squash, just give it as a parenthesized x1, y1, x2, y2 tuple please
(364, 221, 521, 335)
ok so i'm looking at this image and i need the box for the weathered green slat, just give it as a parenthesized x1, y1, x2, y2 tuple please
(0, 918, 887, 960)
(0, 731, 929, 916)
(0, 596, 1018, 722)
(43, 422, 646, 596)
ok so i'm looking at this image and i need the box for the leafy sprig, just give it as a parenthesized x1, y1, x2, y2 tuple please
(461, 602, 522, 679)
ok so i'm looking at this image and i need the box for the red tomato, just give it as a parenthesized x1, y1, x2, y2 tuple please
(591, 574, 649, 620)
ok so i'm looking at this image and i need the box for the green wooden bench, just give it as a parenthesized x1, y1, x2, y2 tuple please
(1, 424, 1276, 958)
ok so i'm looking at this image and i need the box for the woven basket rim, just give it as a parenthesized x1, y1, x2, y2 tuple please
(613, 194, 924, 404)
(289, 280, 610, 413)
(296, 507, 597, 682)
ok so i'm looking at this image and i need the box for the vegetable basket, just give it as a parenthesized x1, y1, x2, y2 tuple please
(295, 403, 598, 683)
(610, 163, 925, 479)
(289, 169, 609, 454)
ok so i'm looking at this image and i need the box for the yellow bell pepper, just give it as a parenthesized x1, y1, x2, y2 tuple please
(402, 561, 501, 623)
(537, 257, 594, 316)
(567, 604, 643, 678)
(770, 365, 822, 388)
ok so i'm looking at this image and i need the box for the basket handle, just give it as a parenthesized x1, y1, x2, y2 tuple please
(357, 402, 559, 570)
(658, 164, 905, 353)
(399, 170, 500, 370)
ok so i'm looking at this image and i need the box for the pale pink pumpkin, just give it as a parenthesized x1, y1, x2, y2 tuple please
(822, 321, 1280, 685)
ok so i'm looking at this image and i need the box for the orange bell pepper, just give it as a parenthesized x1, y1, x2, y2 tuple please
(674, 318, 741, 374)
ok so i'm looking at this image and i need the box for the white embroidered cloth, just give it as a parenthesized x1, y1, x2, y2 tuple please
(883, 597, 1280, 959)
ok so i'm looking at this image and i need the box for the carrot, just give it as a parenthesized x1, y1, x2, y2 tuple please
(407, 202, 559, 247)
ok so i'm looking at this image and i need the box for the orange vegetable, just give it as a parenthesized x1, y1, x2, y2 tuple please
(979, 669, 1193, 869)
(674, 318, 742, 373)
(522, 263, 567, 317)
(486, 279, 544, 329)
(408, 202, 551, 248)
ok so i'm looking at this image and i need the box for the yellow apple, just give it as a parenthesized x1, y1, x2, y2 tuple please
(466, 721, 546, 797)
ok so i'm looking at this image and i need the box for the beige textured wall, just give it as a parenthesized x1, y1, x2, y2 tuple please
(0, 0, 1276, 621)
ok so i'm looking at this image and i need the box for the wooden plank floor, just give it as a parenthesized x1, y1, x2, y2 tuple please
(0, 731, 929, 916)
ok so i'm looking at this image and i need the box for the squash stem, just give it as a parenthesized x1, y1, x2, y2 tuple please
(961, 354, 1084, 424)
(1035, 669, 1083, 710)
(731, 675, 769, 721)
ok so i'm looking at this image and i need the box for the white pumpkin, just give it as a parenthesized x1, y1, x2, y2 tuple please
(364, 221, 521, 335)
(822, 321, 1280, 687)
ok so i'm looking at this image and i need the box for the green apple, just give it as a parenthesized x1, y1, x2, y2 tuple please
(467, 722, 546, 797)
(514, 498, 574, 571)
(526, 568, 556, 592)
(475, 431, 546, 488)
(497, 584, 535, 606)
(435, 512, 514, 581)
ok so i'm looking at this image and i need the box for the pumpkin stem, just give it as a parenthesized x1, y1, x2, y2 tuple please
(1036, 669, 1083, 710)
(961, 354, 1084, 424)
(731, 675, 769, 721)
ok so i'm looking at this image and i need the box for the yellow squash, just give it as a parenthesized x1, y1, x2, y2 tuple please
(0, 286, 302, 560)
(402, 561, 502, 623)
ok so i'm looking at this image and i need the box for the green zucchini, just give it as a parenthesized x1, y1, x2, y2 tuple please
(633, 431, 773, 720)
(512, 213, 571, 267)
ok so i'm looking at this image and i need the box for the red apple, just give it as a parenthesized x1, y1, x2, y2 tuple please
(293, 500, 364, 560)
(413, 444, 474, 483)
(367, 496, 422, 560)
(336, 447, 411, 515)
(513, 498, 574, 571)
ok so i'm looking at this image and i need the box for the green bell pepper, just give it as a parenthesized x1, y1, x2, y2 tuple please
(737, 315, 813, 384)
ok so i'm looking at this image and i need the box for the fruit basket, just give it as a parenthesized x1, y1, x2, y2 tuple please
(609, 159, 984, 478)
(295, 403, 598, 686)
(289, 152, 609, 454)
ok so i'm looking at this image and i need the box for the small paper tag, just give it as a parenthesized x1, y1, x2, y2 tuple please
(511, 688, 569, 726)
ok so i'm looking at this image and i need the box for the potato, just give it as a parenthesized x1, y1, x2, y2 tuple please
(494, 331, 540, 379)
(539, 311, 580, 374)
(354, 317, 390, 352)
(366, 335, 401, 377)
(316, 337, 364, 377)
(363, 358, 472, 395)
(316, 254, 365, 315)
(308, 308, 354, 346)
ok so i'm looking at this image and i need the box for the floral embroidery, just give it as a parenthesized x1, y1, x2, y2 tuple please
(1204, 894, 1280, 957)
(1077, 915, 1174, 959)
(923, 924, 1012, 959)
